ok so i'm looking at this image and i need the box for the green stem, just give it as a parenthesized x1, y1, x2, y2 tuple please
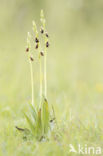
(44, 48, 47, 98)
(30, 60, 34, 106)
(40, 57, 42, 105)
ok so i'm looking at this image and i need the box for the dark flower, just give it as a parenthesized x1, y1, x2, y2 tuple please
(40, 51, 44, 56)
(46, 41, 49, 48)
(35, 44, 39, 49)
(40, 28, 44, 34)
(30, 57, 34, 61)
(45, 32, 49, 37)
(26, 47, 29, 52)
(35, 37, 39, 43)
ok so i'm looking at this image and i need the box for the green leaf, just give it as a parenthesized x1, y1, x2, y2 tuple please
(42, 98, 50, 134)
(24, 113, 35, 135)
(29, 104, 37, 122)
(36, 108, 42, 133)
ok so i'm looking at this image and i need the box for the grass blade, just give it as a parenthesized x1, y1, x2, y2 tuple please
(42, 98, 50, 134)
(24, 113, 35, 135)
(29, 104, 37, 122)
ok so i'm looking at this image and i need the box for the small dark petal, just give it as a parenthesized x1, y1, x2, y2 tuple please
(45, 33, 49, 37)
(26, 47, 29, 52)
(30, 57, 34, 61)
(46, 41, 49, 48)
(35, 44, 38, 49)
(35, 37, 39, 43)
(50, 118, 55, 123)
(40, 28, 44, 34)
(40, 51, 44, 56)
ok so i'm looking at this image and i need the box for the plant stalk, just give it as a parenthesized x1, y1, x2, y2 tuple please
(44, 48, 47, 98)
(29, 60, 34, 106)
(39, 57, 42, 105)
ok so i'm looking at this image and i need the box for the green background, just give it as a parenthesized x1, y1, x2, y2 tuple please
(0, 0, 103, 155)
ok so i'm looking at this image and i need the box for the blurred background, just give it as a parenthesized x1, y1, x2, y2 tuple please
(0, 0, 103, 121)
